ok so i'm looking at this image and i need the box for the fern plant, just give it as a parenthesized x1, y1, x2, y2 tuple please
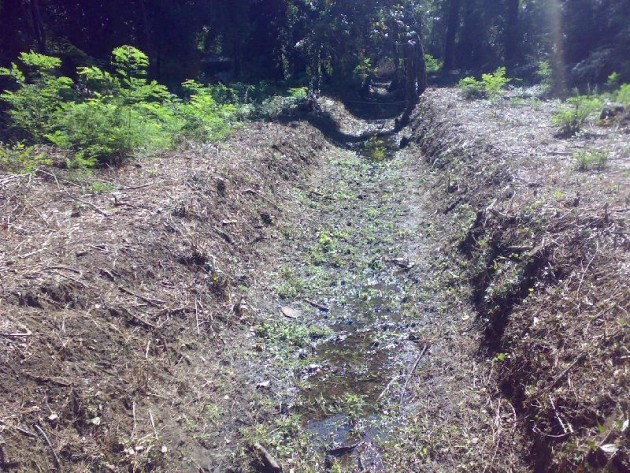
(1, 46, 239, 168)
(0, 52, 74, 140)
(551, 95, 603, 136)
(459, 67, 511, 100)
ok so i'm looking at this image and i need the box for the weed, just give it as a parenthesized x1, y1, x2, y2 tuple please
(551, 95, 603, 136)
(573, 149, 609, 171)
(614, 83, 630, 106)
(607, 72, 621, 90)
(0, 142, 50, 173)
(424, 54, 443, 73)
(256, 321, 333, 348)
(362, 137, 388, 160)
(459, 67, 511, 100)
(275, 265, 304, 298)
(537, 60, 553, 89)
(336, 392, 366, 419)
(89, 180, 116, 194)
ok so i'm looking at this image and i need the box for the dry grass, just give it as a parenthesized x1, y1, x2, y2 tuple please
(0, 121, 328, 471)
(406, 88, 629, 471)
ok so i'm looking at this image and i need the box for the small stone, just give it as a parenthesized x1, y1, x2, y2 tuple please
(281, 307, 300, 319)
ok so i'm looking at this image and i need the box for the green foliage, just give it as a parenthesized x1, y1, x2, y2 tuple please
(353, 58, 372, 81)
(256, 321, 332, 348)
(551, 95, 603, 135)
(1, 47, 238, 167)
(178, 80, 237, 142)
(614, 83, 630, 106)
(0, 52, 74, 140)
(424, 54, 442, 73)
(573, 149, 608, 171)
(0, 142, 51, 173)
(459, 67, 511, 100)
(537, 60, 553, 87)
(607, 72, 621, 89)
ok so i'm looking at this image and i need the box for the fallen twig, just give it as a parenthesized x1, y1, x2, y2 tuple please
(34, 424, 61, 470)
(399, 345, 428, 410)
(63, 189, 111, 217)
(243, 188, 281, 210)
(304, 298, 330, 312)
(0, 330, 32, 338)
(119, 286, 166, 307)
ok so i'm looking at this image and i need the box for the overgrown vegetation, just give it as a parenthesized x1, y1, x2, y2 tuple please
(574, 149, 608, 171)
(459, 67, 511, 100)
(0, 47, 238, 168)
(551, 95, 603, 136)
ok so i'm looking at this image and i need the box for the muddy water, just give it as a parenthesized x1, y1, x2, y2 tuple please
(289, 138, 425, 466)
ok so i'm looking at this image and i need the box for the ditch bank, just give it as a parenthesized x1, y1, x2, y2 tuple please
(405, 89, 629, 471)
(0, 121, 329, 472)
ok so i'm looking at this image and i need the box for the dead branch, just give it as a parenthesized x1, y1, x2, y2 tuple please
(34, 424, 61, 471)
(118, 286, 166, 307)
(399, 345, 428, 410)
(304, 298, 330, 312)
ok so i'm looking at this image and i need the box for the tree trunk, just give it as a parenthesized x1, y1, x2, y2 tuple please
(443, 0, 461, 71)
(29, 0, 46, 53)
(416, 38, 428, 95)
(138, 0, 154, 61)
(504, 0, 520, 66)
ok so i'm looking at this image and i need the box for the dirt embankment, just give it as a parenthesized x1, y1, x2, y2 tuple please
(0, 121, 328, 471)
(407, 88, 629, 471)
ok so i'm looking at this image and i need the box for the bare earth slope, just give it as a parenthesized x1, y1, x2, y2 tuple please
(406, 88, 629, 471)
(0, 121, 328, 471)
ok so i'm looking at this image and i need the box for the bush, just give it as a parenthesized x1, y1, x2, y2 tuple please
(573, 149, 608, 171)
(614, 83, 630, 106)
(459, 67, 511, 99)
(551, 95, 603, 136)
(424, 54, 443, 73)
(0, 46, 238, 167)
(0, 142, 51, 173)
(0, 52, 74, 140)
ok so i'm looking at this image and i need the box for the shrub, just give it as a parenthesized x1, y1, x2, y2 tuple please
(573, 149, 608, 171)
(551, 95, 603, 136)
(177, 80, 237, 142)
(1, 46, 238, 167)
(459, 67, 511, 99)
(0, 52, 74, 140)
(424, 54, 443, 73)
(0, 142, 51, 173)
(614, 83, 630, 106)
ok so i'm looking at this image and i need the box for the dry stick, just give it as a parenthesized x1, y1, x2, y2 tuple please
(242, 188, 281, 210)
(0, 330, 32, 338)
(34, 424, 61, 471)
(62, 189, 111, 217)
(549, 354, 586, 390)
(132, 402, 137, 440)
(377, 374, 402, 402)
(42, 266, 82, 274)
(195, 298, 201, 335)
(50, 270, 89, 288)
(399, 345, 428, 410)
(304, 298, 330, 312)
(119, 286, 166, 307)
